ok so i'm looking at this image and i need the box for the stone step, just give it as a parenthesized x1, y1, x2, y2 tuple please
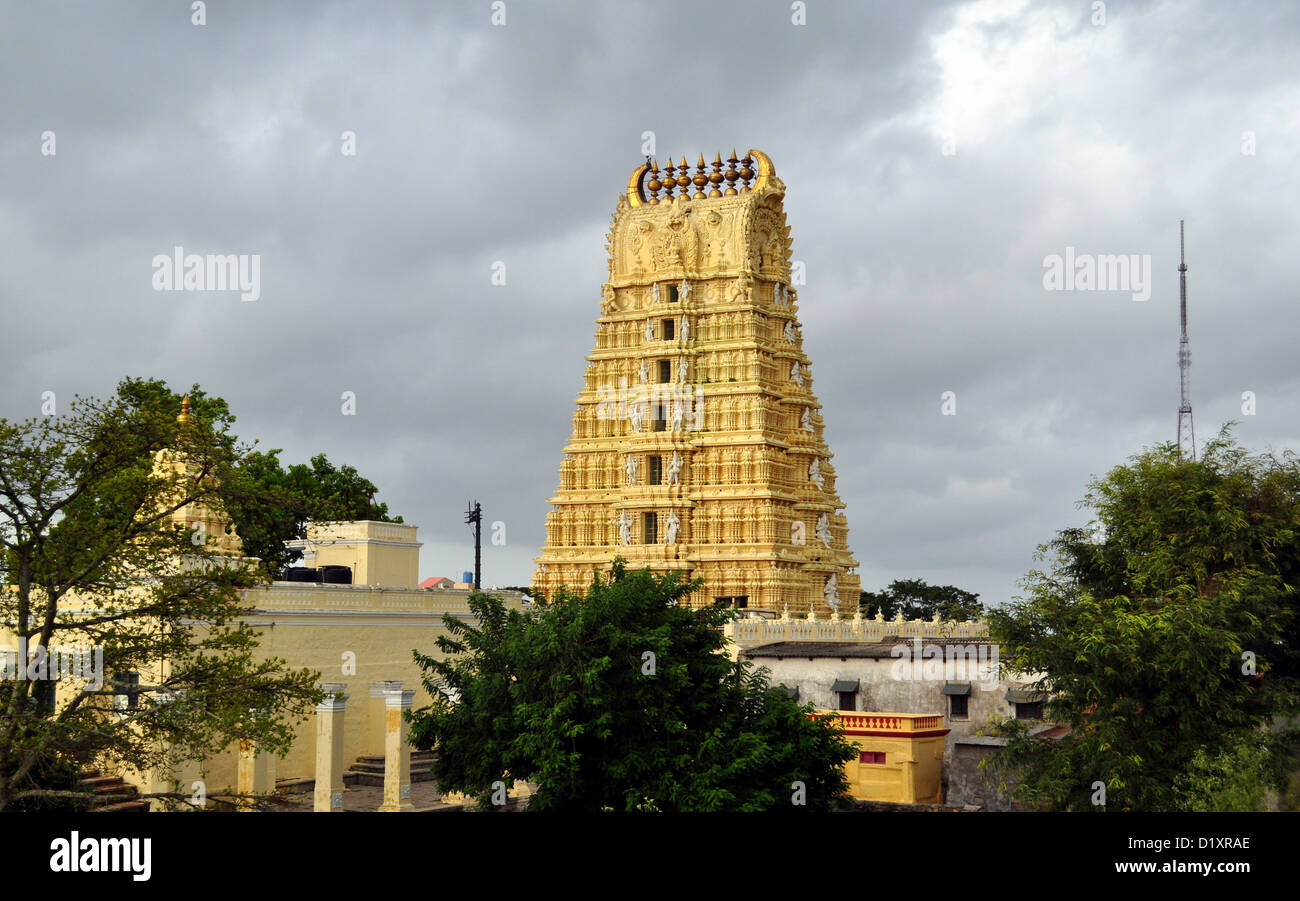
(354, 752, 435, 766)
(79, 775, 128, 792)
(92, 800, 151, 813)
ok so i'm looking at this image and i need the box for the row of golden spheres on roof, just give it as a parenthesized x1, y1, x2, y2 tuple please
(628, 149, 776, 206)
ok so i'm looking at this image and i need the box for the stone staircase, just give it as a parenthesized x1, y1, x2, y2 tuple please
(346, 751, 436, 787)
(79, 770, 150, 813)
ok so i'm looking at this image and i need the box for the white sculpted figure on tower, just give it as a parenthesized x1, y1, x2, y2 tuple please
(618, 512, 632, 546)
(667, 452, 683, 485)
(630, 402, 646, 432)
(816, 512, 832, 547)
(669, 398, 684, 431)
(645, 318, 655, 342)
(625, 455, 640, 486)
(824, 572, 840, 611)
(809, 458, 824, 490)
(802, 407, 812, 431)
(679, 279, 692, 301)
(784, 320, 796, 342)
(677, 357, 687, 383)
(680, 316, 690, 343)
(791, 363, 804, 387)
(639, 359, 650, 384)
(652, 282, 661, 303)
(665, 510, 680, 545)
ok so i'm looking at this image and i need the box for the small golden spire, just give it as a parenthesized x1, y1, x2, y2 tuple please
(662, 158, 676, 199)
(676, 157, 691, 198)
(177, 394, 193, 426)
(646, 160, 662, 204)
(692, 153, 708, 199)
(724, 150, 739, 195)
(740, 154, 754, 193)
(709, 152, 724, 197)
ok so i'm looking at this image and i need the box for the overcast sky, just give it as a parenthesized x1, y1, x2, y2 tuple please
(3, 0, 1298, 604)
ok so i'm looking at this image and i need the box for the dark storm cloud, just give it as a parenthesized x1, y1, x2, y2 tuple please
(2, 0, 1297, 604)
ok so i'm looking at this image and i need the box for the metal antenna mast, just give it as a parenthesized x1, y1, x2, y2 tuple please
(1176, 220, 1196, 460)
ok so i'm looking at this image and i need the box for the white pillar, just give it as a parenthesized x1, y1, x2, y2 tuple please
(314, 683, 349, 812)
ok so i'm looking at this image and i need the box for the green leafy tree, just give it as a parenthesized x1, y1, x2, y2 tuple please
(410, 562, 856, 811)
(859, 579, 984, 621)
(105, 378, 401, 574)
(0, 390, 320, 810)
(986, 427, 1300, 811)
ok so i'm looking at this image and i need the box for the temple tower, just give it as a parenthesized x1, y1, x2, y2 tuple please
(533, 150, 859, 616)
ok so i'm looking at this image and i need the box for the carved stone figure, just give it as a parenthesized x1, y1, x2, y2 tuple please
(618, 512, 632, 546)
(730, 271, 753, 304)
(824, 572, 839, 610)
(816, 513, 832, 547)
(802, 407, 812, 431)
(639, 360, 650, 384)
(667, 452, 682, 485)
(809, 458, 824, 490)
(784, 320, 796, 342)
(665, 510, 680, 545)
(625, 456, 639, 485)
(791, 362, 804, 387)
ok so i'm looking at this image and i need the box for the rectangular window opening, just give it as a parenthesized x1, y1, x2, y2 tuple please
(1015, 701, 1044, 720)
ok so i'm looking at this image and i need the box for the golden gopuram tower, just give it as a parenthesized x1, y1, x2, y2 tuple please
(533, 150, 860, 616)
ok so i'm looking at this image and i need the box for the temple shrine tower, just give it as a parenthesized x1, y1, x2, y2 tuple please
(533, 150, 859, 616)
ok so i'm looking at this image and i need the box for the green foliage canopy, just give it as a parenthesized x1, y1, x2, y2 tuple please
(987, 428, 1300, 811)
(410, 562, 857, 811)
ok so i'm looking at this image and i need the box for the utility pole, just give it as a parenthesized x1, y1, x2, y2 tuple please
(464, 501, 482, 590)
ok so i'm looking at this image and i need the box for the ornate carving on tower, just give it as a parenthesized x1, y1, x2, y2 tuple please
(534, 150, 859, 614)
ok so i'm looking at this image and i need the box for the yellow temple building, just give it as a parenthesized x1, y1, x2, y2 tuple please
(534, 150, 860, 616)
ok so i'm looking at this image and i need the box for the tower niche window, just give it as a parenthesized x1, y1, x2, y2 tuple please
(662, 319, 675, 341)
(649, 455, 663, 486)
(643, 512, 658, 544)
(652, 403, 667, 431)
(668, 285, 679, 303)
(658, 360, 672, 383)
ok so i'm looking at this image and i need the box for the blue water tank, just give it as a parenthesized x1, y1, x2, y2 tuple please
(462, 571, 473, 584)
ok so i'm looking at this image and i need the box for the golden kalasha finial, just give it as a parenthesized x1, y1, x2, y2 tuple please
(646, 160, 661, 204)
(662, 158, 676, 199)
(692, 153, 708, 199)
(739, 154, 754, 193)
(709, 152, 724, 197)
(177, 394, 193, 426)
(724, 150, 739, 195)
(676, 157, 691, 199)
